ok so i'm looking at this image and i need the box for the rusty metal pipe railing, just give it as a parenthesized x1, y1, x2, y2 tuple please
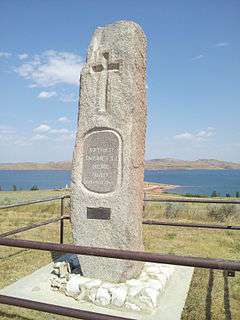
(0, 195, 70, 210)
(0, 216, 69, 238)
(144, 198, 240, 204)
(60, 197, 65, 244)
(0, 237, 240, 271)
(143, 220, 240, 230)
(1, 195, 239, 211)
(0, 295, 132, 320)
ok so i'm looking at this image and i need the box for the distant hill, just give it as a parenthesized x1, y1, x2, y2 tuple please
(145, 158, 240, 170)
(0, 161, 72, 170)
(0, 158, 240, 170)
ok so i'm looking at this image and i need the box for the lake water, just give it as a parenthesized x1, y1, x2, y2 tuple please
(0, 169, 239, 196)
(145, 169, 240, 196)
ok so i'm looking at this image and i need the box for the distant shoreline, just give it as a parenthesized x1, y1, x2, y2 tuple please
(0, 168, 238, 171)
(144, 182, 179, 193)
(0, 158, 240, 171)
(0, 168, 239, 171)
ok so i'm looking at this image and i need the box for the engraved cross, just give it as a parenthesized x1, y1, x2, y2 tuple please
(92, 52, 120, 113)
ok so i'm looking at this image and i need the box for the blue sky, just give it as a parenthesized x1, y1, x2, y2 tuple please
(0, 1, 239, 162)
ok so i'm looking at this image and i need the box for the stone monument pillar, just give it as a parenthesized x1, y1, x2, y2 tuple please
(71, 21, 147, 283)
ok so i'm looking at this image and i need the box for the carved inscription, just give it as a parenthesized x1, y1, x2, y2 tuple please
(82, 130, 119, 193)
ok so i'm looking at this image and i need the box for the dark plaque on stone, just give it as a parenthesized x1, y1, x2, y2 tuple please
(82, 130, 120, 193)
(87, 207, 111, 220)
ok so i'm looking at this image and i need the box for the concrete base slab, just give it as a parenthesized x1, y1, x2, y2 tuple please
(0, 255, 194, 320)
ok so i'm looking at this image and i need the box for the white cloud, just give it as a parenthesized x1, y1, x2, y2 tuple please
(0, 125, 32, 147)
(0, 52, 11, 59)
(38, 91, 57, 99)
(33, 124, 51, 133)
(0, 125, 15, 134)
(196, 127, 215, 139)
(50, 128, 70, 134)
(191, 54, 204, 61)
(49, 126, 75, 141)
(57, 117, 70, 123)
(174, 127, 215, 142)
(32, 124, 74, 141)
(16, 50, 83, 87)
(174, 132, 194, 140)
(18, 53, 28, 60)
(213, 42, 229, 47)
(0, 123, 75, 152)
(31, 134, 48, 141)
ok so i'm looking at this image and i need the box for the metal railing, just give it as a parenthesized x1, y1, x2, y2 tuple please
(0, 195, 70, 243)
(0, 194, 240, 319)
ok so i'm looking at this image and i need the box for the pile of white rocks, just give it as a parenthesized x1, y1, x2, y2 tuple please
(50, 259, 175, 313)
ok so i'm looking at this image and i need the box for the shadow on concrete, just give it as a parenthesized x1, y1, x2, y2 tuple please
(205, 269, 214, 320)
(223, 271, 232, 320)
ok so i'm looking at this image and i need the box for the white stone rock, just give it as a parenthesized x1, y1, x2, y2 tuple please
(54, 262, 62, 268)
(65, 275, 81, 298)
(125, 302, 142, 311)
(144, 265, 162, 274)
(139, 271, 149, 281)
(76, 287, 87, 301)
(95, 287, 111, 306)
(77, 276, 92, 286)
(126, 279, 143, 286)
(88, 287, 97, 303)
(51, 261, 175, 312)
(144, 263, 175, 280)
(138, 288, 159, 309)
(146, 279, 164, 291)
(101, 282, 114, 289)
(83, 279, 102, 289)
(126, 279, 146, 298)
(50, 276, 67, 290)
(145, 262, 154, 267)
(53, 261, 70, 278)
(153, 273, 167, 287)
(158, 266, 175, 279)
(128, 284, 145, 297)
(144, 288, 159, 308)
(110, 285, 128, 307)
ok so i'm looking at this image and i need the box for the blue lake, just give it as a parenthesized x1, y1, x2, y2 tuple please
(0, 169, 240, 196)
(144, 169, 240, 196)
(0, 170, 71, 192)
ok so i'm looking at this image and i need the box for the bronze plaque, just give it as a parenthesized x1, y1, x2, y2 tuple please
(82, 130, 119, 193)
(87, 207, 111, 220)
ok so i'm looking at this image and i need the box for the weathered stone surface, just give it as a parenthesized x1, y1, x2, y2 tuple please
(71, 20, 147, 282)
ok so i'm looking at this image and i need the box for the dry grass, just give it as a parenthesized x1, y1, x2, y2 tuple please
(0, 190, 240, 319)
(144, 201, 240, 320)
(0, 190, 72, 319)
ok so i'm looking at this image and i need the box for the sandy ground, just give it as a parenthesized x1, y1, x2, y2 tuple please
(144, 182, 178, 194)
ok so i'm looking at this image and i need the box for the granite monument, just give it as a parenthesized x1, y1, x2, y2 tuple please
(71, 20, 147, 282)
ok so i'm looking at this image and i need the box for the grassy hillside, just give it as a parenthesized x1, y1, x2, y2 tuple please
(0, 189, 240, 319)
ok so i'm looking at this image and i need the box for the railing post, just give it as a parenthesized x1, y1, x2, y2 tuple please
(60, 197, 64, 244)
